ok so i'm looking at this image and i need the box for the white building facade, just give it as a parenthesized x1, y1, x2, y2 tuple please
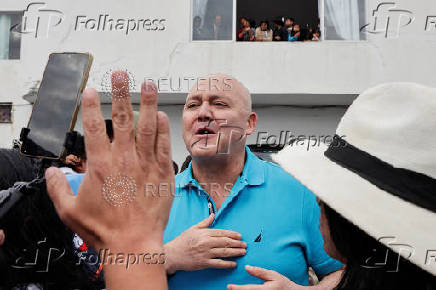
(1, 0, 435, 166)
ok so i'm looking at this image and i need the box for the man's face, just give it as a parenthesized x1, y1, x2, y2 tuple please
(215, 15, 222, 26)
(182, 76, 256, 158)
(261, 22, 267, 31)
(285, 19, 292, 27)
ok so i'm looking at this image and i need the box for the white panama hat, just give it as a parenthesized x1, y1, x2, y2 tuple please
(273, 83, 436, 275)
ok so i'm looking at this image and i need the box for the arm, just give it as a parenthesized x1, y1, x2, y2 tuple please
(249, 29, 255, 41)
(238, 29, 246, 40)
(313, 270, 343, 289)
(46, 71, 174, 290)
(103, 241, 167, 290)
(227, 266, 342, 290)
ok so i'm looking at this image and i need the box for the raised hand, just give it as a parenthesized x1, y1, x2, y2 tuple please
(45, 71, 174, 289)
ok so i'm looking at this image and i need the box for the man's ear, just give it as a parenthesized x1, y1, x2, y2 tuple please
(246, 112, 258, 136)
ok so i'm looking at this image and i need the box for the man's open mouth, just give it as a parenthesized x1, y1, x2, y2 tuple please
(195, 128, 217, 135)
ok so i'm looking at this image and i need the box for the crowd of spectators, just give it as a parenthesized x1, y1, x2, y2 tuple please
(237, 17, 321, 42)
(192, 14, 321, 42)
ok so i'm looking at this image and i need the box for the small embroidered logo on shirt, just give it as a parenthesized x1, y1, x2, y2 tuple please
(254, 230, 263, 242)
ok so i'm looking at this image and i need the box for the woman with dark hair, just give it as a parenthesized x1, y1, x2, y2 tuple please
(192, 16, 205, 40)
(255, 20, 273, 42)
(271, 83, 436, 289)
(320, 203, 435, 289)
(288, 24, 301, 41)
(229, 83, 436, 289)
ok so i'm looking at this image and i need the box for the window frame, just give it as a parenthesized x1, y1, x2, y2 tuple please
(190, 0, 236, 42)
(321, 0, 369, 41)
(0, 10, 23, 60)
(190, 0, 369, 43)
(0, 102, 13, 124)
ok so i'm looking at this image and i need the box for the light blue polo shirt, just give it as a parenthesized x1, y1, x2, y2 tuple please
(66, 147, 342, 289)
(67, 173, 85, 195)
(163, 146, 342, 289)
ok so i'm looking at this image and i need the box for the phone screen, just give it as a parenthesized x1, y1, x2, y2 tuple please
(21, 53, 92, 159)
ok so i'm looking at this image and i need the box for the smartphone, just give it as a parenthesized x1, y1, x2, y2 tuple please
(20, 52, 93, 159)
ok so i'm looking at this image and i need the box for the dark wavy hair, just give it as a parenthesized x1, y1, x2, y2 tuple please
(322, 203, 436, 290)
(0, 149, 103, 289)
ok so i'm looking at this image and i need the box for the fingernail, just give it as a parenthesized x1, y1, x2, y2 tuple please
(144, 82, 156, 92)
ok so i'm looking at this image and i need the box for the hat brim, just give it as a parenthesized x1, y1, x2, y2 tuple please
(273, 144, 436, 275)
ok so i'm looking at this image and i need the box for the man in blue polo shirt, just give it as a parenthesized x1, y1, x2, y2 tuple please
(162, 74, 342, 289)
(67, 74, 342, 289)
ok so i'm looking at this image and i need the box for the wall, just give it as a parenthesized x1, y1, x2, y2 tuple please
(0, 0, 435, 155)
(73, 105, 347, 168)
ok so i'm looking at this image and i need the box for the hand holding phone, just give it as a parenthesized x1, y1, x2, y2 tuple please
(20, 52, 93, 160)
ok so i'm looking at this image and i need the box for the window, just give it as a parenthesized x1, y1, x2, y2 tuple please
(237, 0, 319, 42)
(192, 0, 233, 41)
(322, 0, 367, 40)
(190, 0, 367, 42)
(0, 12, 22, 59)
(0, 103, 12, 123)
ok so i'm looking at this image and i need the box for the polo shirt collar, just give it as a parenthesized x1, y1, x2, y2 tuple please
(240, 146, 265, 186)
(177, 146, 265, 188)
(178, 161, 195, 188)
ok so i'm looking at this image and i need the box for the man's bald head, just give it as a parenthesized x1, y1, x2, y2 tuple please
(188, 74, 252, 114)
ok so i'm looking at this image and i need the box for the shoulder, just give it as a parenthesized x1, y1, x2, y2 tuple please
(260, 159, 316, 202)
(263, 160, 302, 187)
(175, 169, 189, 184)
